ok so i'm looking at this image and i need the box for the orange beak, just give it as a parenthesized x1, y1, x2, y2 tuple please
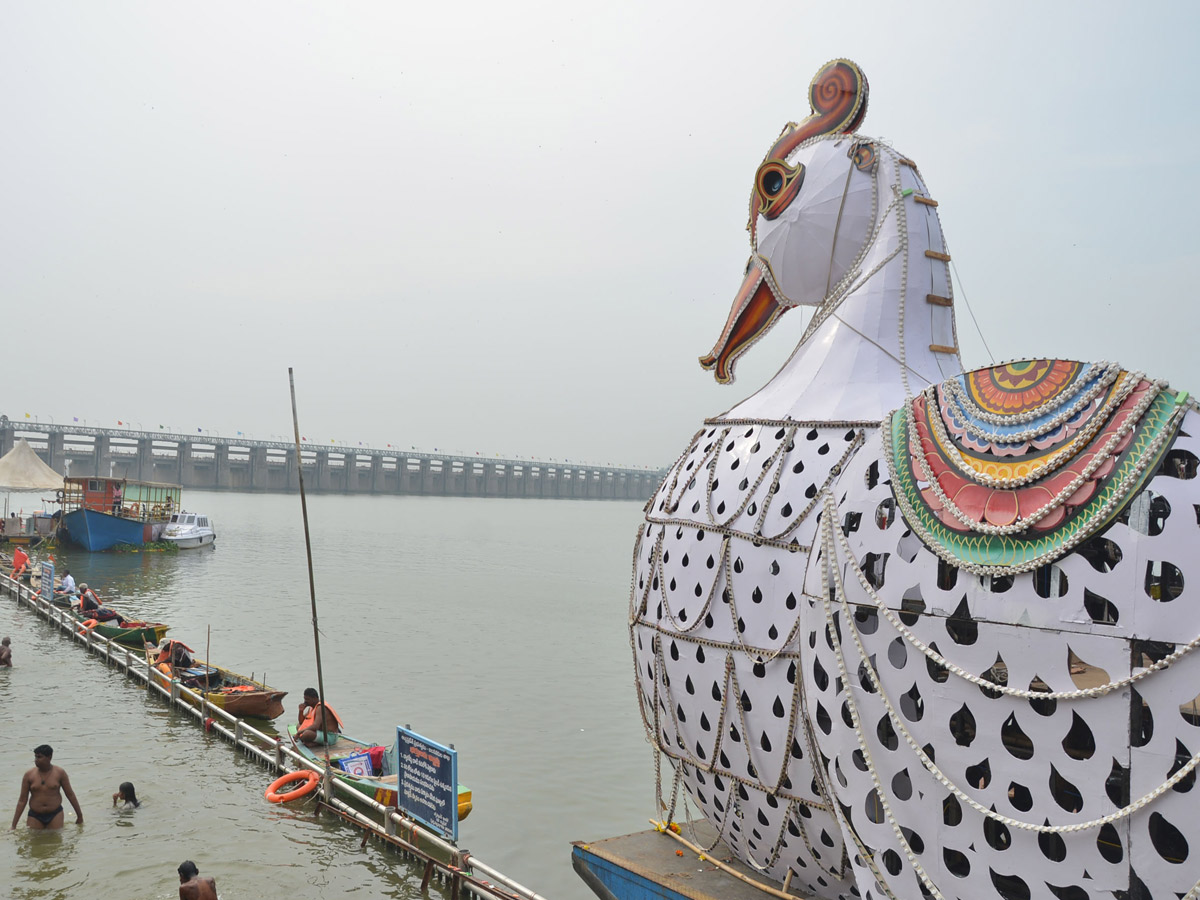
(699, 264, 784, 384)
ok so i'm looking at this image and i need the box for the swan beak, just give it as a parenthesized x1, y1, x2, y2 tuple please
(699, 265, 784, 384)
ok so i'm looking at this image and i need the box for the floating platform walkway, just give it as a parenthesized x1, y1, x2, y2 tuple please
(1, 573, 547, 900)
(573, 821, 810, 900)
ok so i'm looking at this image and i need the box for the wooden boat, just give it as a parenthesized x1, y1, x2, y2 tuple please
(148, 643, 287, 719)
(287, 724, 473, 822)
(67, 607, 169, 648)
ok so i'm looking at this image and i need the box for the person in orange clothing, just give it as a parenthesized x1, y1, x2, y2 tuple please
(296, 688, 343, 746)
(10, 545, 29, 579)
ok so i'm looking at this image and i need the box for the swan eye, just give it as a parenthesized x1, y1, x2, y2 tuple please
(753, 160, 805, 223)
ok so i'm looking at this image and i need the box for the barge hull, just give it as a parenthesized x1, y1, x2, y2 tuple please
(572, 826, 805, 900)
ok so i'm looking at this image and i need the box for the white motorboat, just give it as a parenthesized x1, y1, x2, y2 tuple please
(162, 511, 216, 549)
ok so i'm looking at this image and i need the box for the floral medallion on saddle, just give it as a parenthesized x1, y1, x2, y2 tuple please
(886, 359, 1189, 573)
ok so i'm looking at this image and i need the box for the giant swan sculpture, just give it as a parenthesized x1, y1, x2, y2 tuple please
(631, 59, 1200, 900)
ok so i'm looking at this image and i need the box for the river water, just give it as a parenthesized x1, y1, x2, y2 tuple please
(0, 490, 656, 899)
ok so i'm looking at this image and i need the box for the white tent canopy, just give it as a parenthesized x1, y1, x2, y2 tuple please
(0, 439, 64, 491)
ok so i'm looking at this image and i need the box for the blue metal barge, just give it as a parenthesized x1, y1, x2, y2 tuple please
(60, 476, 182, 550)
(573, 823, 803, 900)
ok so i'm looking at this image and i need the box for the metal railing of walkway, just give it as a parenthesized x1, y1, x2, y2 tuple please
(0, 572, 550, 900)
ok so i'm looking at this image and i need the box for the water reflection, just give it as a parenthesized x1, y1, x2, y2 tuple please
(11, 829, 86, 900)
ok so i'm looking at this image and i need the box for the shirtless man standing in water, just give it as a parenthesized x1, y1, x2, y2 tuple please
(177, 860, 217, 899)
(10, 745, 84, 829)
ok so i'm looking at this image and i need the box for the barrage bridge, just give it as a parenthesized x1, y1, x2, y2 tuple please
(0, 418, 664, 501)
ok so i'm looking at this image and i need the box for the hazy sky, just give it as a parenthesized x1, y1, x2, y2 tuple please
(4, 2, 1197, 468)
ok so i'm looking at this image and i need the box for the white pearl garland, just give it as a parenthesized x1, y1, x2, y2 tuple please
(820, 492, 1200, 841)
(906, 378, 1167, 534)
(941, 357, 1115, 426)
(889, 400, 1185, 575)
(922, 368, 1143, 491)
(815, 505, 949, 900)
(940, 360, 1122, 444)
(832, 507, 1200, 699)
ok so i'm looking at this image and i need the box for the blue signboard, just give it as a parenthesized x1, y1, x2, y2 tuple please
(395, 726, 458, 842)
(40, 562, 53, 598)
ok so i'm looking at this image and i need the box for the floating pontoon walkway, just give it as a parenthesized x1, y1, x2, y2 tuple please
(1, 573, 547, 900)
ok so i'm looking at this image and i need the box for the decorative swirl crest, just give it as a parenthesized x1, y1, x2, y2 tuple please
(774, 58, 870, 161)
(749, 59, 870, 237)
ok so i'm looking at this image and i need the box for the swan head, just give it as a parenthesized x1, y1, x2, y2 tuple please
(700, 59, 877, 384)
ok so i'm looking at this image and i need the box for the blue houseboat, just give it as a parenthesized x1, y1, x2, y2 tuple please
(60, 477, 182, 551)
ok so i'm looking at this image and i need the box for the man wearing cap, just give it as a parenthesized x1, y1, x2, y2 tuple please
(11, 745, 84, 829)
(79, 584, 100, 614)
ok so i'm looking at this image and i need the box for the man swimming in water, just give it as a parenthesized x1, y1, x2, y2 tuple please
(177, 860, 217, 899)
(11, 745, 84, 829)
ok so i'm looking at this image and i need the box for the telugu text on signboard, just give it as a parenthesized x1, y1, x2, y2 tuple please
(395, 726, 458, 842)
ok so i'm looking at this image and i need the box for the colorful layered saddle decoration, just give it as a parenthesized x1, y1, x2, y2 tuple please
(886, 359, 1188, 573)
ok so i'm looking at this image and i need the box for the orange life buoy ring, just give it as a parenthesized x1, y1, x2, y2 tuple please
(77, 619, 98, 633)
(265, 770, 319, 803)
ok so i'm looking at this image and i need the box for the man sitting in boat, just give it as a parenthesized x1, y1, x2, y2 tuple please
(78, 585, 128, 627)
(78, 584, 100, 614)
(296, 688, 343, 746)
(154, 640, 194, 675)
(56, 570, 76, 595)
(91, 606, 127, 626)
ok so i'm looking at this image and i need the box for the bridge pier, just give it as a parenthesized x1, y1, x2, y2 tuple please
(217, 445, 232, 488)
(287, 450, 300, 490)
(180, 440, 197, 486)
(95, 435, 113, 477)
(134, 438, 151, 481)
(315, 451, 330, 491)
(251, 447, 269, 490)
(47, 432, 66, 473)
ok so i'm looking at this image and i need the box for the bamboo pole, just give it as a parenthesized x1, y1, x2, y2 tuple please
(647, 819, 798, 900)
(288, 368, 332, 766)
